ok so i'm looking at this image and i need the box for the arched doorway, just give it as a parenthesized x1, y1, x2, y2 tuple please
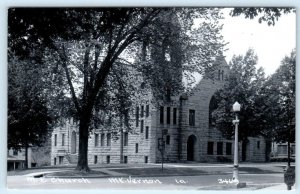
(187, 135, 197, 161)
(71, 131, 76, 154)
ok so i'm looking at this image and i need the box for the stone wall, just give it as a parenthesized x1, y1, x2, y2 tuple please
(51, 57, 267, 165)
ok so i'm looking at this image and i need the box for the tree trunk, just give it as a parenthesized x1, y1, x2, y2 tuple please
(120, 116, 124, 163)
(76, 114, 91, 172)
(24, 143, 28, 169)
(287, 132, 291, 167)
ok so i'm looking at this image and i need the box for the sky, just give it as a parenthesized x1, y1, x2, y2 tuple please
(220, 8, 296, 76)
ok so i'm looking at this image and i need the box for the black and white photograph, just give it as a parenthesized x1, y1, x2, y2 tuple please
(7, 7, 296, 191)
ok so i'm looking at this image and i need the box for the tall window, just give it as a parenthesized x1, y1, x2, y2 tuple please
(173, 108, 177, 124)
(59, 156, 64, 164)
(107, 155, 110, 164)
(124, 156, 128, 163)
(207, 142, 214, 155)
(54, 134, 57, 146)
(221, 70, 224, 81)
(160, 106, 164, 124)
(167, 107, 171, 124)
(209, 96, 218, 127)
(95, 134, 99, 147)
(217, 142, 223, 155)
(257, 141, 260, 149)
(135, 143, 139, 153)
(189, 109, 195, 126)
(226, 142, 232, 155)
(144, 156, 148, 163)
(140, 120, 144, 133)
(141, 105, 144, 118)
(94, 155, 98, 164)
(166, 135, 170, 145)
(146, 105, 150, 117)
(107, 133, 111, 146)
(62, 134, 65, 146)
(136, 106, 139, 127)
(145, 126, 149, 139)
(124, 132, 128, 146)
(100, 134, 104, 146)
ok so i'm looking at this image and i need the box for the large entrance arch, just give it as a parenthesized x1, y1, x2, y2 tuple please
(71, 131, 77, 154)
(187, 135, 197, 161)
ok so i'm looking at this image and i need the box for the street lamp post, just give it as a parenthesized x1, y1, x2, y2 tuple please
(232, 102, 240, 182)
(232, 102, 246, 188)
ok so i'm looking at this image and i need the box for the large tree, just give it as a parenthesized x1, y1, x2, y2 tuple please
(8, 54, 54, 168)
(211, 49, 268, 141)
(263, 50, 295, 165)
(8, 8, 226, 171)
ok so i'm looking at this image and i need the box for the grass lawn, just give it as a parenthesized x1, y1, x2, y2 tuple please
(45, 170, 109, 177)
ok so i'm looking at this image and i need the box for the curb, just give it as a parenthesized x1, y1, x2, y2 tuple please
(40, 171, 283, 179)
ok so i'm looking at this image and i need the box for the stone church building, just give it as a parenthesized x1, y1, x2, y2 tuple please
(50, 57, 267, 166)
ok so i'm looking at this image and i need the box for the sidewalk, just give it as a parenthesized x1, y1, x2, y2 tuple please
(259, 183, 296, 191)
(8, 162, 289, 178)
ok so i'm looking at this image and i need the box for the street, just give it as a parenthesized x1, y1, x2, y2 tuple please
(6, 162, 290, 190)
(7, 173, 283, 190)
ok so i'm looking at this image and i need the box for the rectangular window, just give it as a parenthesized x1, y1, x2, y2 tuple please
(13, 150, 18, 156)
(124, 156, 128, 163)
(257, 141, 260, 149)
(291, 145, 296, 155)
(62, 134, 65, 146)
(207, 142, 214, 155)
(226, 142, 232, 155)
(189, 109, 195, 126)
(166, 135, 170, 145)
(141, 105, 144, 118)
(160, 106, 164, 124)
(144, 156, 148, 163)
(54, 134, 57, 146)
(107, 133, 111, 146)
(54, 157, 57, 165)
(59, 156, 64, 164)
(140, 120, 144, 133)
(135, 143, 139, 153)
(217, 142, 223, 155)
(94, 155, 98, 164)
(136, 106, 139, 127)
(167, 107, 171, 124)
(146, 105, 150, 117)
(145, 126, 149, 139)
(95, 134, 99, 147)
(107, 155, 110, 164)
(101, 134, 104, 146)
(124, 132, 128, 146)
(173, 108, 177, 124)
(278, 145, 287, 155)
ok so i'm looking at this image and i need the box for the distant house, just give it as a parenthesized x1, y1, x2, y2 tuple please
(271, 142, 296, 161)
(7, 140, 51, 170)
(7, 148, 36, 171)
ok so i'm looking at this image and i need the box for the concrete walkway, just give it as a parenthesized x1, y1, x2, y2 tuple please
(259, 183, 296, 191)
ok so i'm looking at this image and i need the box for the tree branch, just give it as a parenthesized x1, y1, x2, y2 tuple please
(60, 44, 82, 114)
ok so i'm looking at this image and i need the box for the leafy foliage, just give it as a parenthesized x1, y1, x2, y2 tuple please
(230, 7, 295, 26)
(211, 49, 295, 145)
(8, 8, 226, 171)
(211, 49, 267, 141)
(263, 50, 295, 143)
(8, 55, 53, 150)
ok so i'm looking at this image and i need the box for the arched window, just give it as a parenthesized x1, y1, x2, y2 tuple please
(71, 131, 76, 154)
(209, 95, 218, 128)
